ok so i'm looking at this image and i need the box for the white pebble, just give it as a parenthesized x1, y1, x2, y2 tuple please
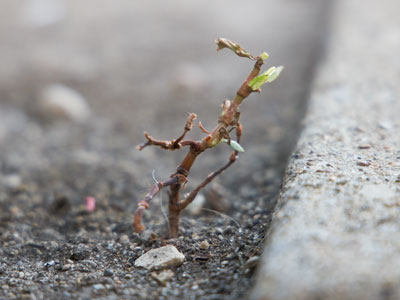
(37, 84, 90, 123)
(134, 245, 185, 270)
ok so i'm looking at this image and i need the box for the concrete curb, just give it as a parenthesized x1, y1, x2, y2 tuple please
(251, 0, 400, 299)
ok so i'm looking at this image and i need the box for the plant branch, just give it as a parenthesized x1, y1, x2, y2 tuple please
(136, 113, 197, 151)
(179, 159, 235, 210)
(133, 174, 186, 233)
(133, 38, 283, 238)
(179, 124, 242, 210)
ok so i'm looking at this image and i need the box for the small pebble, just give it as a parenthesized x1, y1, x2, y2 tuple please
(226, 253, 237, 260)
(62, 264, 71, 271)
(104, 269, 113, 277)
(44, 261, 56, 268)
(135, 245, 185, 270)
(80, 260, 96, 268)
(120, 234, 130, 243)
(245, 256, 259, 269)
(37, 84, 90, 123)
(357, 161, 370, 167)
(49, 241, 59, 248)
(140, 229, 157, 242)
(92, 284, 105, 292)
(194, 254, 209, 261)
(199, 240, 210, 250)
(151, 270, 174, 286)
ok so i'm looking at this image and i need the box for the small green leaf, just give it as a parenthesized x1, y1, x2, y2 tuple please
(266, 66, 284, 82)
(259, 52, 269, 61)
(221, 139, 245, 152)
(264, 66, 276, 76)
(249, 74, 268, 91)
(248, 66, 284, 91)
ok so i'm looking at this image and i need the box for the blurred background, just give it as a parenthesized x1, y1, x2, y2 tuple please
(0, 0, 330, 182)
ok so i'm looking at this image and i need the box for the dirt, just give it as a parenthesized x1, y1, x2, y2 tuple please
(0, 1, 330, 299)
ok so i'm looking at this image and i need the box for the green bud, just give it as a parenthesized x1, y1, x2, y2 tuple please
(259, 52, 269, 61)
(221, 139, 245, 152)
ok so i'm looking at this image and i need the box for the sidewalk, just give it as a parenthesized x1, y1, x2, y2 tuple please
(251, 0, 400, 299)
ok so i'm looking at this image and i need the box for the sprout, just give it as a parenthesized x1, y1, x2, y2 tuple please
(249, 66, 284, 91)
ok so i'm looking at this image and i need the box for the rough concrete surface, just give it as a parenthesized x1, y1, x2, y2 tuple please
(251, 0, 400, 299)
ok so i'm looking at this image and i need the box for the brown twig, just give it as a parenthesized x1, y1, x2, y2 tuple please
(136, 113, 197, 151)
(173, 113, 197, 147)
